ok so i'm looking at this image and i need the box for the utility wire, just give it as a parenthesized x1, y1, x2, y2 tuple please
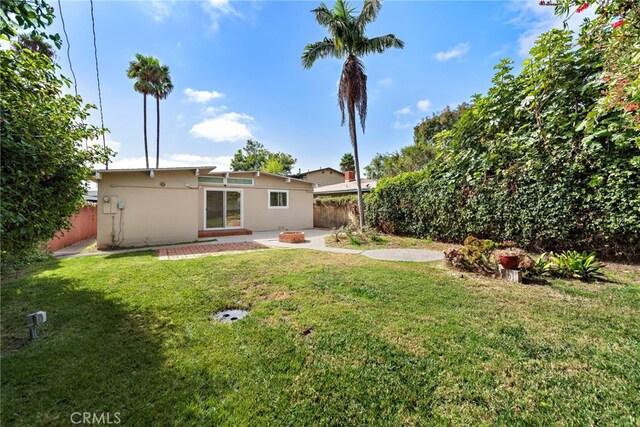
(57, 0, 78, 96)
(89, 0, 108, 170)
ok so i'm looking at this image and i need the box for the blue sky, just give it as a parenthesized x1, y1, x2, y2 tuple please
(49, 0, 586, 173)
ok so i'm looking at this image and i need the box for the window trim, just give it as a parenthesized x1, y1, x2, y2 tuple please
(267, 189, 289, 209)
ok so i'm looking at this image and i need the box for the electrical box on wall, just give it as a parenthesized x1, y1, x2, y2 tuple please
(102, 196, 114, 214)
(118, 201, 125, 210)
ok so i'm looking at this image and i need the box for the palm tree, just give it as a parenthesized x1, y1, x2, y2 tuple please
(152, 64, 173, 169)
(127, 54, 160, 169)
(339, 152, 355, 172)
(302, 0, 403, 228)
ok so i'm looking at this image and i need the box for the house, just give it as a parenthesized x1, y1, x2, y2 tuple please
(93, 167, 314, 249)
(289, 167, 345, 187)
(313, 171, 377, 198)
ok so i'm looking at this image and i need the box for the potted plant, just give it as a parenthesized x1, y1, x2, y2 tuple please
(496, 249, 522, 270)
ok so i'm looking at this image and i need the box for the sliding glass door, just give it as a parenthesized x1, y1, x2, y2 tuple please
(205, 190, 242, 229)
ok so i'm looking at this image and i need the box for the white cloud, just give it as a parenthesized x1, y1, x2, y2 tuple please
(109, 154, 233, 171)
(202, 105, 228, 116)
(203, 0, 241, 31)
(176, 113, 184, 122)
(435, 43, 470, 61)
(394, 106, 413, 116)
(417, 99, 432, 112)
(190, 112, 254, 143)
(507, 0, 595, 56)
(378, 77, 393, 87)
(393, 121, 412, 130)
(184, 88, 224, 103)
(144, 0, 174, 22)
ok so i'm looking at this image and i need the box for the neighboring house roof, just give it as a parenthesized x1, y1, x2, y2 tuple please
(289, 167, 343, 179)
(314, 179, 377, 195)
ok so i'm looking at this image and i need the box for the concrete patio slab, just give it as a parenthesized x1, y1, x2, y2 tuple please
(53, 238, 96, 258)
(57, 229, 444, 263)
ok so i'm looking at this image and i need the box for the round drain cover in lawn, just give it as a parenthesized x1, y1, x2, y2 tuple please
(361, 249, 444, 262)
(213, 309, 248, 323)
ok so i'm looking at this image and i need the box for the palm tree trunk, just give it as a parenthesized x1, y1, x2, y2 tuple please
(156, 96, 160, 169)
(348, 103, 365, 229)
(143, 94, 149, 169)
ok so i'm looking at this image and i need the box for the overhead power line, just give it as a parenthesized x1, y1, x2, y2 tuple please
(57, 0, 78, 96)
(89, 0, 108, 170)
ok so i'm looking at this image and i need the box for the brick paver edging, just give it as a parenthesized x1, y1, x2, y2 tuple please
(158, 242, 268, 260)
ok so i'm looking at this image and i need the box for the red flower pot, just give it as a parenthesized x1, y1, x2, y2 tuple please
(499, 255, 520, 270)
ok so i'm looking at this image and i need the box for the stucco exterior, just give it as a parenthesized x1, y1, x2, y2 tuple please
(196, 172, 314, 232)
(95, 168, 313, 249)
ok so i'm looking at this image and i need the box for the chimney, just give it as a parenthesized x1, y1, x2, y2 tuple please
(344, 171, 355, 182)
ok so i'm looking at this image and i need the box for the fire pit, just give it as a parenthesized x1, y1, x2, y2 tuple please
(279, 231, 305, 243)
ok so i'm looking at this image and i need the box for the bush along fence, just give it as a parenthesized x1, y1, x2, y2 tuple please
(366, 167, 640, 262)
(313, 196, 359, 229)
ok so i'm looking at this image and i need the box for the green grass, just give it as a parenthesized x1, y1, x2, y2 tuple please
(324, 233, 453, 251)
(2, 250, 639, 425)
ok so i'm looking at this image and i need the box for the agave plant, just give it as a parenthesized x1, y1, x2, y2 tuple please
(548, 250, 606, 281)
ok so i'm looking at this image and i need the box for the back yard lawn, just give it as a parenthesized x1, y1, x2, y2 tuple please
(2, 250, 639, 425)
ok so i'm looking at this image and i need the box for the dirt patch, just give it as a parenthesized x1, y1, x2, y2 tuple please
(262, 291, 294, 301)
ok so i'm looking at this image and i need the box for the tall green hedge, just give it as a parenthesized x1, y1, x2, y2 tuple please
(366, 30, 640, 261)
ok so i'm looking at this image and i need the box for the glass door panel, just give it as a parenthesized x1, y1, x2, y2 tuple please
(205, 190, 242, 229)
(226, 191, 242, 227)
(206, 191, 224, 228)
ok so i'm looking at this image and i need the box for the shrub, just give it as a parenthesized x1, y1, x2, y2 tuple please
(330, 227, 342, 242)
(365, 29, 640, 262)
(444, 236, 498, 276)
(548, 251, 605, 281)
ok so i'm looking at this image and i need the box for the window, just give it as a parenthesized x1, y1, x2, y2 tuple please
(227, 177, 254, 185)
(198, 177, 224, 184)
(268, 190, 288, 209)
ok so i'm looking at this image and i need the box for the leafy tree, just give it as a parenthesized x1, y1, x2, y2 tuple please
(127, 54, 160, 169)
(263, 157, 286, 175)
(413, 103, 470, 145)
(556, 0, 639, 132)
(339, 152, 355, 172)
(152, 63, 173, 169)
(364, 152, 401, 179)
(1, 4, 111, 265)
(231, 140, 296, 174)
(365, 104, 469, 179)
(13, 33, 55, 59)
(302, 0, 404, 228)
(0, 0, 59, 46)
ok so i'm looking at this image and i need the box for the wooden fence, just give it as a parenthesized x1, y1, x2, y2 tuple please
(48, 205, 97, 251)
(313, 202, 357, 229)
